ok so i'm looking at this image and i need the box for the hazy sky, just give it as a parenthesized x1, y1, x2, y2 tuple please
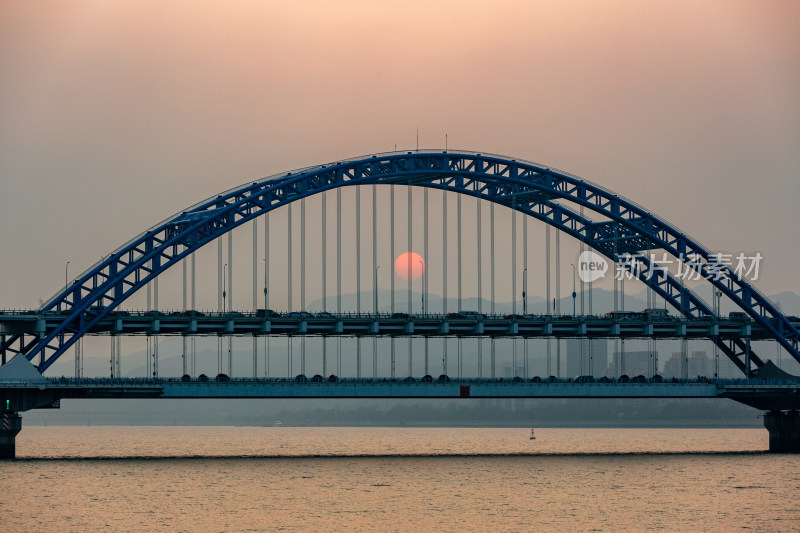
(2, 0, 799, 310)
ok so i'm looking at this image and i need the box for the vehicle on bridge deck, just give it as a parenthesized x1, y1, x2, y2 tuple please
(256, 309, 280, 318)
(607, 311, 646, 320)
(215, 373, 229, 383)
(644, 308, 674, 320)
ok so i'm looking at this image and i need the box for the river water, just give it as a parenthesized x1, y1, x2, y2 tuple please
(2, 427, 799, 532)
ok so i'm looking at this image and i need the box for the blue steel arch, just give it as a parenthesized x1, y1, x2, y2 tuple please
(6, 150, 797, 375)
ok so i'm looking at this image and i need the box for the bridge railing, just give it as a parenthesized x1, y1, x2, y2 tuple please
(16, 376, 797, 387)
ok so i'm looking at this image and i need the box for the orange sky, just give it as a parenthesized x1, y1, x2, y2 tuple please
(1, 1, 799, 307)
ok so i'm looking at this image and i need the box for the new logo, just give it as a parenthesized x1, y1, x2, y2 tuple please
(578, 250, 608, 283)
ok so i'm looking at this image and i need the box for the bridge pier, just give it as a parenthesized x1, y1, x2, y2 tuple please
(763, 411, 800, 453)
(0, 412, 22, 459)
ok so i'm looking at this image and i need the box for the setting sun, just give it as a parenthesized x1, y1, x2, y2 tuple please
(394, 252, 425, 281)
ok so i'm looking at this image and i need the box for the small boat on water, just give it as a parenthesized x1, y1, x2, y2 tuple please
(529, 428, 536, 440)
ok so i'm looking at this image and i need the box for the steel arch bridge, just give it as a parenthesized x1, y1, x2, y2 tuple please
(3, 150, 798, 375)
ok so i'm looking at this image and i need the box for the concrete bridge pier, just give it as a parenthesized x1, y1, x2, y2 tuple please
(763, 411, 800, 453)
(0, 412, 22, 459)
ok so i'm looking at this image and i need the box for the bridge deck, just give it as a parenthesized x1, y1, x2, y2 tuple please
(2, 377, 798, 412)
(3, 311, 792, 340)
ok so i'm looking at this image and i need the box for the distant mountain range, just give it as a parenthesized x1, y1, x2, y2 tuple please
(304, 287, 800, 317)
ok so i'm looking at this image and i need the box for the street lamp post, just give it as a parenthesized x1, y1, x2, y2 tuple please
(570, 263, 577, 316)
(262, 258, 268, 311)
(522, 267, 527, 316)
(65, 261, 70, 292)
(374, 265, 381, 315)
(223, 263, 228, 314)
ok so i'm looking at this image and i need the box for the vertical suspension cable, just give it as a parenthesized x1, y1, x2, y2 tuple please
(75, 337, 82, 378)
(512, 198, 517, 376)
(523, 212, 528, 378)
(154, 329, 159, 378)
(579, 205, 586, 375)
(457, 193, 462, 312)
(322, 192, 327, 311)
(337, 187, 342, 376)
(322, 191, 327, 376)
(146, 277, 152, 378)
(620, 259, 625, 377)
(390, 184, 395, 378)
(288, 203, 293, 312)
(153, 257, 159, 378)
(490, 202, 495, 378)
(357, 186, 362, 378)
(714, 288, 720, 377)
(555, 229, 560, 377)
(408, 180, 412, 376)
(253, 220, 258, 377)
(228, 232, 233, 311)
(301, 197, 306, 376)
(253, 220, 258, 312)
(546, 215, 551, 376)
(588, 261, 592, 377)
(182, 257, 187, 376)
(424, 188, 429, 314)
(512, 198, 517, 316)
(265, 212, 270, 377)
(424, 187, 429, 376)
(391, 185, 395, 314)
(477, 192, 482, 377)
(372, 184, 377, 378)
(218, 238, 223, 311)
(408, 182, 412, 314)
(183, 258, 187, 306)
(228, 231, 233, 376)
(442, 189, 447, 375)
(288, 203, 292, 377)
(301, 197, 306, 311)
(191, 251, 196, 376)
(443, 189, 447, 313)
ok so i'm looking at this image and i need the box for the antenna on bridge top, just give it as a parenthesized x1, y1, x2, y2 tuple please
(446, 133, 448, 151)
(416, 128, 419, 151)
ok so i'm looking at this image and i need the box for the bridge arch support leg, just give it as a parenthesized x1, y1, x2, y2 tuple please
(764, 411, 800, 453)
(0, 412, 22, 459)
